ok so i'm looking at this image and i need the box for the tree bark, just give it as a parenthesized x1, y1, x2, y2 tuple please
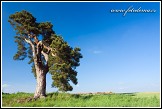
(34, 67, 46, 98)
(25, 37, 51, 99)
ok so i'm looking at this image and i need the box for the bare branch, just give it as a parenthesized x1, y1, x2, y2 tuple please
(41, 51, 48, 62)
(51, 50, 57, 57)
(36, 41, 43, 54)
(42, 43, 57, 57)
(24, 38, 32, 44)
(24, 38, 37, 59)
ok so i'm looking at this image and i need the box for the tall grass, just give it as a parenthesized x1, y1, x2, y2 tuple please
(2, 92, 160, 107)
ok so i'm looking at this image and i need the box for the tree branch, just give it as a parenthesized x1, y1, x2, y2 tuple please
(24, 38, 36, 57)
(41, 51, 49, 74)
(42, 43, 57, 57)
(41, 50, 48, 62)
(36, 41, 43, 55)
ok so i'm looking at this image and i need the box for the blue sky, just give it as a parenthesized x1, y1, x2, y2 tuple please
(2, 2, 160, 93)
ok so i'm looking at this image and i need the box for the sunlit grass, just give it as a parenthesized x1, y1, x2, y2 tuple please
(2, 92, 160, 107)
(134, 92, 160, 98)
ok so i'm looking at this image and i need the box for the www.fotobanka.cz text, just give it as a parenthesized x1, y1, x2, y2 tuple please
(110, 6, 156, 16)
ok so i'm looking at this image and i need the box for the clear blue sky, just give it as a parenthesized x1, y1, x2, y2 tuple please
(2, 2, 160, 93)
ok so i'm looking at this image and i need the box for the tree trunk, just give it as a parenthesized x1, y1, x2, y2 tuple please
(24, 37, 49, 99)
(34, 67, 46, 99)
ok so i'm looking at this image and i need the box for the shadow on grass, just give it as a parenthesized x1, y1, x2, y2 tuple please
(71, 94, 93, 100)
(46, 92, 93, 101)
(117, 92, 137, 96)
(47, 92, 58, 98)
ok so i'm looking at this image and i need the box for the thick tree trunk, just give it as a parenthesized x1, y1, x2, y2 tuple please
(24, 37, 50, 99)
(34, 67, 46, 99)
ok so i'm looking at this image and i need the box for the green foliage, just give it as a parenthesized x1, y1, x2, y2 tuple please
(38, 22, 55, 46)
(8, 10, 82, 92)
(13, 36, 27, 60)
(2, 92, 160, 107)
(8, 10, 39, 36)
(8, 10, 55, 63)
(48, 35, 83, 91)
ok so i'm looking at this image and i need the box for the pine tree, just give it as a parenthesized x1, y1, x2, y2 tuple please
(8, 10, 82, 98)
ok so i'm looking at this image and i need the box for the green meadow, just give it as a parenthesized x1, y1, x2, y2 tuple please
(2, 92, 160, 107)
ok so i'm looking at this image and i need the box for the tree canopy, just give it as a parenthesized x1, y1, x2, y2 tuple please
(8, 10, 83, 92)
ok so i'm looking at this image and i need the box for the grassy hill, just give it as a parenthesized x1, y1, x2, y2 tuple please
(2, 92, 160, 107)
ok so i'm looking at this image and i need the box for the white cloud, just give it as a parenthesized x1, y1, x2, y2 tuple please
(118, 87, 128, 90)
(118, 87, 125, 90)
(150, 83, 159, 87)
(118, 82, 125, 85)
(93, 50, 102, 54)
(2, 84, 11, 93)
(2, 84, 10, 88)
(76, 84, 80, 87)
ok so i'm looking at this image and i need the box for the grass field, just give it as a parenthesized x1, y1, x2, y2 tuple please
(2, 92, 160, 107)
